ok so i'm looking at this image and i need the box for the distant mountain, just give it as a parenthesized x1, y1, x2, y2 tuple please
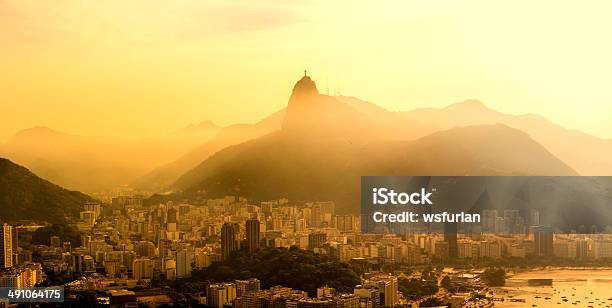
(132, 109, 286, 192)
(0, 158, 93, 223)
(0, 123, 220, 192)
(337, 97, 612, 176)
(173, 121, 220, 139)
(169, 76, 575, 213)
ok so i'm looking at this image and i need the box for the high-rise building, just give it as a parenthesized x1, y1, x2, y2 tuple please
(333, 215, 356, 232)
(246, 219, 260, 253)
(207, 283, 237, 308)
(481, 210, 497, 233)
(132, 258, 154, 280)
(83, 202, 101, 219)
(221, 223, 240, 260)
(363, 274, 399, 307)
(176, 248, 194, 278)
(308, 232, 327, 251)
(0, 224, 13, 269)
(576, 240, 588, 259)
(529, 208, 540, 226)
(11, 227, 18, 256)
(167, 208, 178, 224)
(443, 222, 458, 259)
(503, 209, 520, 234)
(236, 278, 260, 297)
(530, 226, 553, 257)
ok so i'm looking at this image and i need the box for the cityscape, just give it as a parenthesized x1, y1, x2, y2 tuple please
(2, 192, 612, 306)
(3, 1, 612, 306)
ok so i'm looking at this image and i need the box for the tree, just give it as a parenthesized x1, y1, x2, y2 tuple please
(398, 278, 439, 300)
(189, 247, 360, 297)
(419, 298, 450, 307)
(31, 224, 82, 246)
(481, 267, 505, 286)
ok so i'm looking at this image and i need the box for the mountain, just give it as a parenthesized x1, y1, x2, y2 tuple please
(337, 97, 612, 175)
(0, 158, 93, 223)
(132, 109, 286, 192)
(172, 121, 220, 140)
(135, 76, 388, 192)
(169, 76, 576, 213)
(0, 123, 221, 192)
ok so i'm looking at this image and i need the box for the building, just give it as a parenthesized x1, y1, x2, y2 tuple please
(0, 224, 12, 269)
(333, 215, 357, 232)
(530, 226, 553, 257)
(317, 286, 336, 299)
(0, 270, 23, 288)
(132, 258, 154, 280)
(246, 219, 260, 253)
(503, 209, 520, 234)
(308, 232, 327, 251)
(443, 222, 458, 259)
(529, 208, 540, 226)
(104, 260, 121, 278)
(297, 298, 335, 308)
(50, 236, 61, 248)
(234, 286, 308, 308)
(593, 241, 612, 259)
(481, 210, 497, 233)
(176, 248, 194, 278)
(221, 223, 240, 260)
(353, 285, 380, 308)
(479, 241, 502, 259)
(83, 202, 101, 219)
(236, 278, 260, 297)
(434, 241, 450, 260)
(362, 274, 398, 307)
(207, 282, 236, 308)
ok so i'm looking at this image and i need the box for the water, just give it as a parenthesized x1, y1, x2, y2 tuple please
(492, 268, 612, 307)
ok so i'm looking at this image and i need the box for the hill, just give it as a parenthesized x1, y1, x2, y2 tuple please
(0, 158, 93, 223)
(0, 124, 220, 192)
(132, 109, 286, 192)
(338, 97, 612, 176)
(172, 124, 576, 213)
(169, 75, 576, 213)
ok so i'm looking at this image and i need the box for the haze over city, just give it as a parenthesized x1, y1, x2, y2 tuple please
(3, 2, 612, 306)
(2, 0, 612, 142)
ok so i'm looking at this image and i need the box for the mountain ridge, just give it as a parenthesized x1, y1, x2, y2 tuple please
(165, 76, 576, 213)
(0, 157, 93, 223)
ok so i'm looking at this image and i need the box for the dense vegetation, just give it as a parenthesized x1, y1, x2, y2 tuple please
(32, 224, 82, 247)
(398, 267, 440, 300)
(0, 158, 93, 223)
(481, 267, 506, 286)
(190, 246, 360, 296)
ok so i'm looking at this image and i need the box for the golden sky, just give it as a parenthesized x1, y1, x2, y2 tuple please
(2, 0, 612, 142)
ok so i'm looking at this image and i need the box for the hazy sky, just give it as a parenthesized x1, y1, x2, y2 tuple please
(2, 0, 612, 142)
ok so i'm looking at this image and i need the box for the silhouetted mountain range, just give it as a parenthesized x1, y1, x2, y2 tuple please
(0, 158, 93, 223)
(0, 123, 220, 192)
(166, 76, 576, 213)
(132, 109, 286, 192)
(4, 74, 612, 206)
